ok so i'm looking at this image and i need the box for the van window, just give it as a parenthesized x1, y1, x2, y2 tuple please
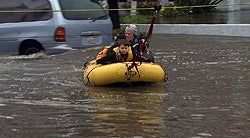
(59, 0, 108, 20)
(0, 0, 52, 23)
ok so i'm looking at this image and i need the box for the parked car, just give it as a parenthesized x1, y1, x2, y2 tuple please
(0, 0, 113, 55)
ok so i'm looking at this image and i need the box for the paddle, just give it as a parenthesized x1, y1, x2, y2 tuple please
(126, 2, 162, 78)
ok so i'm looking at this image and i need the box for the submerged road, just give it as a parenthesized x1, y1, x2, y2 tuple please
(0, 34, 249, 137)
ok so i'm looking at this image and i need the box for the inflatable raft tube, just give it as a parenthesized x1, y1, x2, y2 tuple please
(84, 61, 166, 86)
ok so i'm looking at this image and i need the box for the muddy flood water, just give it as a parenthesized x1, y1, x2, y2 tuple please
(0, 34, 249, 138)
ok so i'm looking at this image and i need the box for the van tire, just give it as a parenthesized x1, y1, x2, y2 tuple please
(20, 40, 44, 55)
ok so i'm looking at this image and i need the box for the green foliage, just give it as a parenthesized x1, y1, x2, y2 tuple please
(121, 15, 151, 24)
(113, 28, 122, 36)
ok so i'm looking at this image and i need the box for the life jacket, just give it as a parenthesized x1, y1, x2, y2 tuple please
(96, 46, 111, 60)
(131, 37, 139, 53)
(113, 46, 133, 62)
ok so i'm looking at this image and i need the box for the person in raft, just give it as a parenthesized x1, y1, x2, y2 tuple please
(96, 39, 134, 65)
(94, 24, 154, 65)
(117, 24, 154, 63)
(125, 24, 155, 63)
(112, 24, 140, 54)
(124, 24, 140, 53)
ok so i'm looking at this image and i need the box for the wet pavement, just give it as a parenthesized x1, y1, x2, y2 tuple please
(0, 34, 249, 137)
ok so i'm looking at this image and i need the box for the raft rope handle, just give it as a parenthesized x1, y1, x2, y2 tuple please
(85, 66, 99, 85)
(125, 63, 131, 81)
(125, 63, 134, 86)
(127, 61, 140, 78)
(163, 69, 168, 82)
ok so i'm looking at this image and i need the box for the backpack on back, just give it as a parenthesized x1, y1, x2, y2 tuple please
(96, 46, 111, 60)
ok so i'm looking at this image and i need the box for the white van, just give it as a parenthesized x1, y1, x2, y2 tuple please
(0, 0, 113, 55)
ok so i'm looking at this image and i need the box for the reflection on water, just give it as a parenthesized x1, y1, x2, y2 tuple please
(0, 84, 169, 137)
(84, 84, 168, 137)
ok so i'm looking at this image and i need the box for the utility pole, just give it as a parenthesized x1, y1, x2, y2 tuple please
(131, 0, 137, 16)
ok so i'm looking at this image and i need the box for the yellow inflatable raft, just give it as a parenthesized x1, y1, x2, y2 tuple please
(83, 61, 166, 86)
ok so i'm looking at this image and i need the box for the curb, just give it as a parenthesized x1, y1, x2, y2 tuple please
(122, 24, 250, 37)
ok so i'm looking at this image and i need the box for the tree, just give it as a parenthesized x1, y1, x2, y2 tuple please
(107, 0, 121, 29)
